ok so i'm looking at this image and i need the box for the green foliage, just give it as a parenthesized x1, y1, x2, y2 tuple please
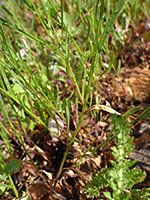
(0, 149, 20, 197)
(131, 188, 150, 200)
(0, 0, 149, 199)
(84, 114, 148, 200)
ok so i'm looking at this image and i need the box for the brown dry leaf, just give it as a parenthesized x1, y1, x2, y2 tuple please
(22, 161, 38, 177)
(52, 193, 67, 200)
(33, 145, 49, 161)
(90, 155, 102, 169)
(28, 182, 51, 200)
(84, 104, 121, 115)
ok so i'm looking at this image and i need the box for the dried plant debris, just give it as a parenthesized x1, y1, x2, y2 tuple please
(112, 67, 150, 102)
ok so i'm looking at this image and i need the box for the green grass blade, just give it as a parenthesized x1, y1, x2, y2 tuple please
(64, 98, 70, 143)
(98, 0, 126, 52)
(55, 0, 127, 181)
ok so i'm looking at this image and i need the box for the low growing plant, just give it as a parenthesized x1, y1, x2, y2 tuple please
(84, 114, 150, 200)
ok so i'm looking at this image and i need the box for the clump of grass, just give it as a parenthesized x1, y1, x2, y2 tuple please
(0, 0, 150, 199)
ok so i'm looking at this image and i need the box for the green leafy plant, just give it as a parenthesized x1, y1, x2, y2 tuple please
(84, 114, 149, 200)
